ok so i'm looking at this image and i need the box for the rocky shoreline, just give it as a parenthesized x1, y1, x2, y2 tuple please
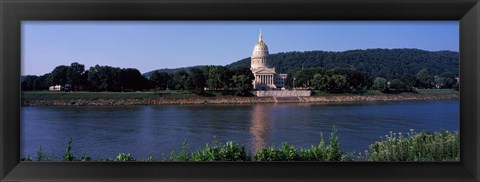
(22, 93, 459, 106)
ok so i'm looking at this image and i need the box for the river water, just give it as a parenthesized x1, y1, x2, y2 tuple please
(21, 100, 459, 160)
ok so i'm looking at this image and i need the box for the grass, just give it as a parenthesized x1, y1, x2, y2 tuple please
(21, 90, 235, 100)
(415, 89, 459, 94)
(21, 128, 459, 162)
(23, 89, 458, 101)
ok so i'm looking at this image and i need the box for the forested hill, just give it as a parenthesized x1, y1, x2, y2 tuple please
(144, 49, 458, 80)
(226, 48, 458, 80)
(143, 65, 205, 78)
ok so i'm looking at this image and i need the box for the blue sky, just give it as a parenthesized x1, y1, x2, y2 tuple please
(22, 21, 459, 76)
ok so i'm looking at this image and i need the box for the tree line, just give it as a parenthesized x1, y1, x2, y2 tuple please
(21, 62, 255, 96)
(284, 67, 459, 93)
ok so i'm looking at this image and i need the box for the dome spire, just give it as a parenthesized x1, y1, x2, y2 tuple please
(258, 29, 263, 42)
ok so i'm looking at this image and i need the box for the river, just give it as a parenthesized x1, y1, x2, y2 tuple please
(21, 100, 459, 160)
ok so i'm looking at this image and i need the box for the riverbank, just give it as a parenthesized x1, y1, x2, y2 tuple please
(22, 93, 459, 106)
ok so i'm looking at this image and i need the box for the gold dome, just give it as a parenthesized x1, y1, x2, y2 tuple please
(251, 30, 270, 69)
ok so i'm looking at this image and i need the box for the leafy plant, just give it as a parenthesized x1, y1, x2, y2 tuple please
(64, 137, 75, 161)
(366, 130, 459, 161)
(114, 153, 135, 162)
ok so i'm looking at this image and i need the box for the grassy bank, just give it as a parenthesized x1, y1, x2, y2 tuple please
(21, 91, 207, 100)
(22, 89, 458, 100)
(22, 129, 459, 162)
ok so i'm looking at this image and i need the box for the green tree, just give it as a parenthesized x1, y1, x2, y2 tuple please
(389, 79, 404, 90)
(434, 73, 456, 89)
(49, 65, 69, 86)
(328, 75, 348, 91)
(231, 74, 253, 96)
(149, 71, 171, 90)
(205, 66, 229, 91)
(400, 74, 417, 91)
(171, 71, 189, 90)
(87, 65, 122, 91)
(416, 68, 432, 89)
(66, 62, 85, 91)
(311, 74, 329, 91)
(373, 77, 388, 92)
(186, 68, 206, 94)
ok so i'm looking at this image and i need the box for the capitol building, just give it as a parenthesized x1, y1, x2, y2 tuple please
(250, 31, 287, 90)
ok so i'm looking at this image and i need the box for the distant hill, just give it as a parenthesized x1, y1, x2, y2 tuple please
(143, 65, 207, 78)
(144, 48, 459, 80)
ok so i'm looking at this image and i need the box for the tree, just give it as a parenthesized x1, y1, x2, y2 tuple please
(205, 66, 229, 91)
(171, 71, 189, 90)
(119, 68, 145, 91)
(416, 68, 432, 89)
(373, 77, 388, 92)
(400, 74, 417, 91)
(311, 74, 329, 91)
(87, 65, 122, 91)
(36, 73, 51, 90)
(389, 79, 404, 90)
(66, 62, 86, 91)
(149, 71, 171, 90)
(49, 65, 69, 86)
(21, 75, 39, 91)
(231, 74, 253, 96)
(229, 66, 254, 90)
(186, 68, 206, 94)
(434, 72, 456, 89)
(328, 75, 347, 91)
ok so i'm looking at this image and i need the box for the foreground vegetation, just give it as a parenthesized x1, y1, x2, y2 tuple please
(22, 129, 459, 162)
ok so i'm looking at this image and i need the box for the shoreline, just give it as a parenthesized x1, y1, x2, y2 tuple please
(22, 93, 459, 106)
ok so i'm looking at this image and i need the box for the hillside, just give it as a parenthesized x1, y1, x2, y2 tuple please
(144, 48, 459, 80)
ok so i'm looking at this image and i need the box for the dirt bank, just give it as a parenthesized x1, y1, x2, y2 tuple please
(300, 93, 459, 103)
(22, 93, 458, 106)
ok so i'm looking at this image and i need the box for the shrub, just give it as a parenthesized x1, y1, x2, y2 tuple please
(253, 146, 279, 161)
(299, 128, 344, 161)
(190, 140, 248, 161)
(115, 153, 135, 161)
(366, 130, 459, 161)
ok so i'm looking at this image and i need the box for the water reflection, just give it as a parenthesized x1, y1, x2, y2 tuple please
(249, 104, 274, 152)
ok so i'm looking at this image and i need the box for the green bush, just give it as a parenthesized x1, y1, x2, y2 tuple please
(253, 146, 280, 161)
(172, 140, 248, 161)
(255, 128, 346, 161)
(366, 130, 459, 161)
(115, 153, 135, 161)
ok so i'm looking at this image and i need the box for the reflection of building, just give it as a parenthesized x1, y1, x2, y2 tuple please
(251, 31, 287, 90)
(249, 104, 272, 152)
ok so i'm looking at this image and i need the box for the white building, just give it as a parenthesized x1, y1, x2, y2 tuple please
(250, 31, 287, 90)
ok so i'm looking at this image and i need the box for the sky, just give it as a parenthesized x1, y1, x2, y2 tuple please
(22, 21, 459, 76)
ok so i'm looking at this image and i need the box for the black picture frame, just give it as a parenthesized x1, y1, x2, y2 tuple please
(1, 0, 479, 181)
